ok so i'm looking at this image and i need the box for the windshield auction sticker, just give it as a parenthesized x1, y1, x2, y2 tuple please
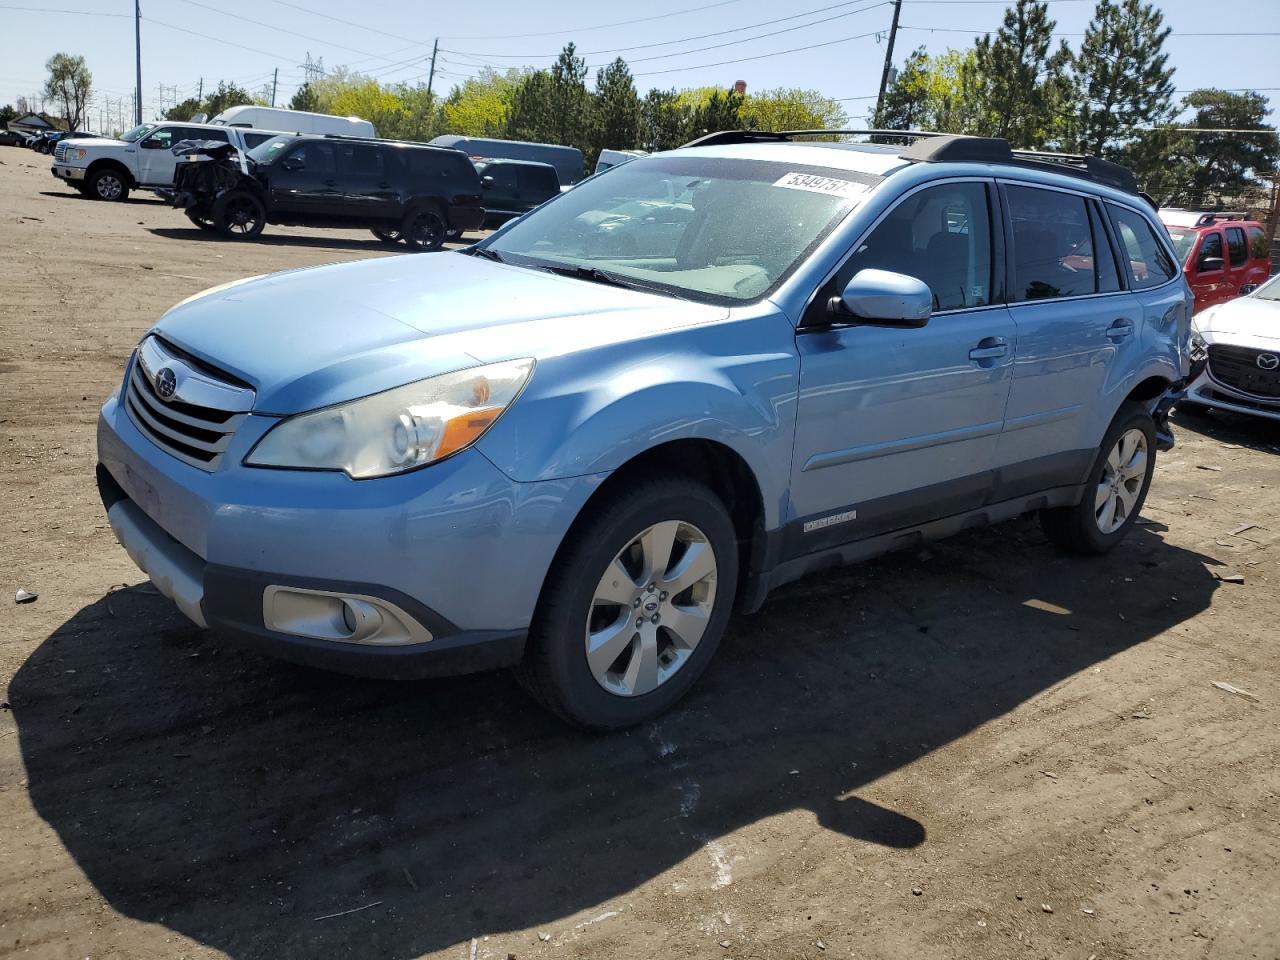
(773, 172, 869, 201)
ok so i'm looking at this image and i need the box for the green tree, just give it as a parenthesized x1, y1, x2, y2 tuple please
(549, 43, 592, 152)
(289, 83, 318, 113)
(43, 52, 92, 131)
(204, 80, 254, 119)
(0, 104, 18, 126)
(876, 47, 981, 133)
(740, 87, 845, 131)
(639, 88, 688, 151)
(164, 97, 203, 121)
(592, 57, 641, 159)
(505, 69, 555, 142)
(1074, 0, 1174, 156)
(970, 0, 1071, 147)
(441, 68, 525, 137)
(1128, 90, 1277, 206)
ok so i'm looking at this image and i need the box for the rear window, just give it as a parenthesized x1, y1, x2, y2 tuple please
(519, 164, 560, 196)
(1249, 225, 1269, 260)
(1106, 204, 1177, 290)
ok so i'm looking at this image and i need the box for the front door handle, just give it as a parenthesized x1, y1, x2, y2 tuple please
(968, 337, 1009, 361)
(1107, 319, 1134, 342)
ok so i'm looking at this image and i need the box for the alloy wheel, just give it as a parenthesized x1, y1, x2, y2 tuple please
(1095, 428, 1147, 534)
(585, 520, 718, 697)
(406, 211, 445, 250)
(96, 174, 123, 200)
(224, 198, 262, 235)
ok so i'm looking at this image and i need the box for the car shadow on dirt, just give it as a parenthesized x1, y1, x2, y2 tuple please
(146, 226, 476, 252)
(1170, 405, 1279, 453)
(38, 190, 167, 205)
(9, 520, 1220, 958)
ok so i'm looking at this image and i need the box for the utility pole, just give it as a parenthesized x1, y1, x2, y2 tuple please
(197, 76, 203, 101)
(424, 38, 439, 105)
(134, 0, 143, 125)
(271, 68, 278, 107)
(874, 0, 902, 127)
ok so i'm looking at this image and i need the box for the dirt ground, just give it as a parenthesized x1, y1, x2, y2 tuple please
(1, 151, 1278, 960)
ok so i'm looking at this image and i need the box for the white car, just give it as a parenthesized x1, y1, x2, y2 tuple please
(1185, 271, 1280, 420)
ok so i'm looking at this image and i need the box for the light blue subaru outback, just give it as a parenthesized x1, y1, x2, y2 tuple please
(97, 131, 1191, 728)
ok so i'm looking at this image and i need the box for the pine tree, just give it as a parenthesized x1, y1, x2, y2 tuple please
(970, 0, 1070, 148)
(548, 43, 591, 153)
(1074, 0, 1174, 156)
(592, 58, 641, 159)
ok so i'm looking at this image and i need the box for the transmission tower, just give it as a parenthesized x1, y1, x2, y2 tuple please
(299, 52, 325, 84)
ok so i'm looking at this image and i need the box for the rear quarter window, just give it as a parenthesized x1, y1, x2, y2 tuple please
(1106, 204, 1177, 290)
(1249, 226, 1268, 260)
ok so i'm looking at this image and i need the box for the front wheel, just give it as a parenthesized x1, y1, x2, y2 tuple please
(401, 206, 447, 252)
(518, 477, 738, 729)
(1040, 403, 1157, 555)
(371, 227, 402, 245)
(186, 207, 216, 232)
(88, 168, 129, 201)
(212, 191, 266, 240)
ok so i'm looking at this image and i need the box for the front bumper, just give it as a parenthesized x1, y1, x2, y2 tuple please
(51, 164, 87, 182)
(97, 388, 604, 678)
(1185, 367, 1280, 422)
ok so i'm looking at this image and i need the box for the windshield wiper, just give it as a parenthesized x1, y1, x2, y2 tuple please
(540, 263, 636, 289)
(466, 246, 505, 263)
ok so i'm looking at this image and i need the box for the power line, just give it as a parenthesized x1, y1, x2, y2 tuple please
(168, 0, 392, 62)
(0, 4, 127, 15)
(266, 0, 413, 43)
(445, 0, 890, 58)
(900, 24, 1280, 37)
(632, 27, 883, 78)
(144, 17, 284, 59)
(440, 0, 752, 41)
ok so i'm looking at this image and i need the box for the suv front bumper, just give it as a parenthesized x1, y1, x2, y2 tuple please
(97, 390, 603, 679)
(51, 164, 87, 182)
(1185, 367, 1280, 422)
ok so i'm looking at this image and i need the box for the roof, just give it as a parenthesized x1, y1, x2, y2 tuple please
(1159, 209, 1259, 229)
(10, 112, 57, 130)
(473, 157, 559, 170)
(673, 142, 907, 179)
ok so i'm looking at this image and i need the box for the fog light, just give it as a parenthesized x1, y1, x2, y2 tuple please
(262, 585, 432, 646)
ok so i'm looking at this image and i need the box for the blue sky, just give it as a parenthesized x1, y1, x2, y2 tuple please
(3, 0, 1278, 133)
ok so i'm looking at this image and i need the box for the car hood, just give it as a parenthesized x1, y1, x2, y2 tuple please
(65, 136, 125, 148)
(1193, 297, 1280, 345)
(150, 252, 728, 414)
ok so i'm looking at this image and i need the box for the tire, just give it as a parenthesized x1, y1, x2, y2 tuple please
(371, 227, 402, 245)
(1040, 402, 1157, 556)
(211, 190, 266, 240)
(445, 228, 464, 243)
(186, 208, 216, 232)
(517, 477, 739, 730)
(401, 205, 447, 252)
(88, 167, 129, 202)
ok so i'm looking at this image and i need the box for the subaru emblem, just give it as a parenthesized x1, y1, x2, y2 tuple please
(154, 367, 177, 400)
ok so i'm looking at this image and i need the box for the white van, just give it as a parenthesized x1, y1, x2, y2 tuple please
(210, 106, 375, 139)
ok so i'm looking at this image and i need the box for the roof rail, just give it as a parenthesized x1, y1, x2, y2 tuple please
(900, 133, 1140, 196)
(1194, 211, 1247, 225)
(679, 128, 942, 149)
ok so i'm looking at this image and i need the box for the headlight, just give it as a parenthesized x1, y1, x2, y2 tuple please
(245, 359, 534, 479)
(1189, 331, 1208, 362)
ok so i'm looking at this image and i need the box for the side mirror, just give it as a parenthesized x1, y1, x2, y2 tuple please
(280, 156, 304, 171)
(140, 138, 166, 150)
(829, 269, 932, 327)
(481, 175, 494, 188)
(1197, 255, 1224, 273)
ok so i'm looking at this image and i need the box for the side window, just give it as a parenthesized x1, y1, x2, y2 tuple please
(838, 181, 991, 311)
(241, 132, 271, 149)
(484, 164, 519, 195)
(194, 127, 228, 143)
(282, 143, 336, 176)
(1226, 226, 1248, 267)
(144, 127, 176, 149)
(1106, 204, 1177, 290)
(1198, 232, 1224, 271)
(1087, 201, 1121, 293)
(338, 144, 384, 178)
(1249, 226, 1269, 260)
(1007, 185, 1097, 301)
(519, 165, 559, 198)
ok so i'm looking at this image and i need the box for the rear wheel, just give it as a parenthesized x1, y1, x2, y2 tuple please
(186, 207, 216, 232)
(88, 168, 129, 202)
(517, 477, 738, 729)
(401, 205, 447, 252)
(371, 227, 402, 245)
(212, 190, 266, 240)
(1041, 403, 1156, 555)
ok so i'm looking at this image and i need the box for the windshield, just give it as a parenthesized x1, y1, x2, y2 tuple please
(121, 123, 156, 143)
(1166, 227, 1197, 265)
(482, 156, 878, 303)
(247, 135, 295, 164)
(1254, 272, 1280, 301)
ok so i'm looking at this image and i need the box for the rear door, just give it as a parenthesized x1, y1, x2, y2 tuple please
(335, 141, 396, 220)
(789, 179, 1016, 553)
(1225, 225, 1251, 299)
(480, 162, 521, 216)
(993, 182, 1134, 486)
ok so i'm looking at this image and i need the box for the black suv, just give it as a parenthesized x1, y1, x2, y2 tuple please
(172, 135, 486, 250)
(474, 158, 561, 226)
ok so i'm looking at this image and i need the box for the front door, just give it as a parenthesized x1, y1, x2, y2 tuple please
(268, 142, 340, 219)
(1189, 229, 1229, 309)
(789, 180, 1015, 556)
(136, 125, 184, 186)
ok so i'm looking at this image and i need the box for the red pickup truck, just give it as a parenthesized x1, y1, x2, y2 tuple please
(1160, 210, 1272, 314)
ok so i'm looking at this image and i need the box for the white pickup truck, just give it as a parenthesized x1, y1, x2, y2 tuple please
(51, 121, 284, 201)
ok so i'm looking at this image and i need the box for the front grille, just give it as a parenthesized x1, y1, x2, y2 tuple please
(54, 142, 69, 161)
(125, 338, 253, 471)
(1208, 344, 1280, 399)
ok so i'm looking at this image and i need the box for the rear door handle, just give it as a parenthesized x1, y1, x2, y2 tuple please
(968, 337, 1009, 361)
(1107, 319, 1134, 342)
